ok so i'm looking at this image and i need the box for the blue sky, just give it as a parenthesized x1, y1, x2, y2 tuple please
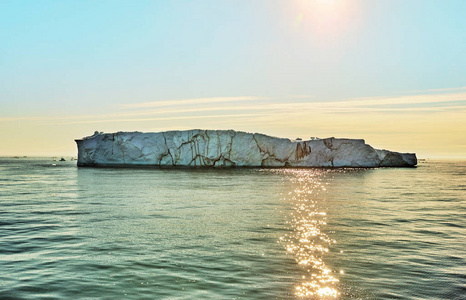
(1, 0, 465, 157)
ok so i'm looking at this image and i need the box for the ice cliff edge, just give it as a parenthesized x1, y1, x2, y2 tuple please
(75, 130, 417, 168)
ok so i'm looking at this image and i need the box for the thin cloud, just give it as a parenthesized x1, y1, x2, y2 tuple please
(83, 90, 466, 119)
(121, 96, 271, 109)
(2, 89, 465, 124)
(400, 86, 466, 94)
(426, 86, 466, 92)
(289, 95, 313, 99)
(335, 91, 466, 107)
(57, 113, 269, 125)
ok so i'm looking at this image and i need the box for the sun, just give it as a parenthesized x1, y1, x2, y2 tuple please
(316, 0, 336, 4)
(294, 0, 357, 37)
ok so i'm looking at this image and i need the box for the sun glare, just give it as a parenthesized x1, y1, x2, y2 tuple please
(316, 0, 336, 5)
(294, 0, 358, 37)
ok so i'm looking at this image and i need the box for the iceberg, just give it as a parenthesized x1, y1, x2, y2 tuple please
(75, 130, 417, 168)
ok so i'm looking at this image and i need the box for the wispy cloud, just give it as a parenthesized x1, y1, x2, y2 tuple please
(2, 89, 465, 125)
(61, 113, 268, 124)
(332, 91, 466, 107)
(401, 86, 466, 94)
(426, 86, 466, 92)
(121, 96, 270, 109)
(289, 95, 313, 99)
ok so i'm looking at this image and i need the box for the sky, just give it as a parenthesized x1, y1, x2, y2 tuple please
(1, 0, 465, 158)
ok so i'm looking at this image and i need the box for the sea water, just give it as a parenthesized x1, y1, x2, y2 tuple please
(0, 158, 464, 299)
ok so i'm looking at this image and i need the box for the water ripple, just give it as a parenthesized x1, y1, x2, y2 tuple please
(277, 169, 340, 298)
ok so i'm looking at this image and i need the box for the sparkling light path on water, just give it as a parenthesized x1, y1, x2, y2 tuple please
(278, 169, 340, 299)
(1, 159, 464, 299)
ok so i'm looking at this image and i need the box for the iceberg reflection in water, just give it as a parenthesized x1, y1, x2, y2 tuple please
(278, 169, 340, 298)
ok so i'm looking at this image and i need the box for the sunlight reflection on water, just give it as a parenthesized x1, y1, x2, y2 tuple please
(2, 159, 465, 299)
(277, 169, 340, 299)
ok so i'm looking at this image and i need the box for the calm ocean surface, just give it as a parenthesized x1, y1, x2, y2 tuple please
(0, 158, 464, 299)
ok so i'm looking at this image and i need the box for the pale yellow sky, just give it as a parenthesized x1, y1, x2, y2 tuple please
(1, 88, 465, 158)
